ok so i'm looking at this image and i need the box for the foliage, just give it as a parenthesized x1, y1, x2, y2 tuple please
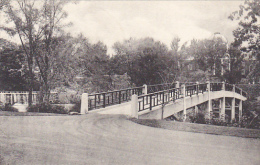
(189, 112, 206, 124)
(242, 97, 260, 129)
(0, 103, 18, 112)
(27, 103, 67, 114)
(69, 101, 81, 113)
(229, 0, 260, 81)
(0, 39, 26, 90)
(112, 37, 175, 86)
(180, 38, 227, 75)
(205, 113, 229, 126)
(1, 0, 70, 104)
(177, 69, 211, 83)
(222, 45, 244, 84)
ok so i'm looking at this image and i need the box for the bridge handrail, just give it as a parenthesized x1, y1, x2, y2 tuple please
(138, 87, 182, 112)
(88, 86, 144, 110)
(137, 82, 247, 112)
(185, 83, 207, 97)
(85, 82, 247, 112)
(147, 83, 176, 93)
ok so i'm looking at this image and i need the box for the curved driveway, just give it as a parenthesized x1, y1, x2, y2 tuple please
(0, 114, 259, 164)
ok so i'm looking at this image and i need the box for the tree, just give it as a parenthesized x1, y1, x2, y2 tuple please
(170, 36, 180, 54)
(1, 0, 69, 104)
(53, 34, 110, 93)
(223, 45, 244, 83)
(112, 37, 173, 86)
(179, 38, 227, 82)
(229, 0, 260, 81)
(0, 38, 26, 90)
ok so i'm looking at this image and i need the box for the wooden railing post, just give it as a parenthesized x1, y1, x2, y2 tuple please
(150, 94, 152, 110)
(181, 84, 186, 121)
(233, 84, 236, 92)
(143, 84, 147, 95)
(222, 81, 225, 91)
(175, 81, 180, 89)
(119, 91, 121, 104)
(103, 93, 106, 108)
(196, 81, 199, 95)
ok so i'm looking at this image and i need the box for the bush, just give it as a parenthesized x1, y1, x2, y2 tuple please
(240, 114, 260, 129)
(27, 103, 67, 114)
(0, 103, 18, 112)
(69, 101, 81, 113)
(205, 113, 229, 126)
(189, 112, 206, 124)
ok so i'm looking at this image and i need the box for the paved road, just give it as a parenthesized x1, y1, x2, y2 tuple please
(0, 114, 259, 165)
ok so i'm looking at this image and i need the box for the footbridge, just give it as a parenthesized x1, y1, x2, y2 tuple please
(81, 81, 247, 122)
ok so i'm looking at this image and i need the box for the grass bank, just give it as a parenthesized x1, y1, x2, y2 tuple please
(130, 118, 260, 139)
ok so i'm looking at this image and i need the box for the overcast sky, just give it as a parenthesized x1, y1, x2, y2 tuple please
(1, 0, 244, 55)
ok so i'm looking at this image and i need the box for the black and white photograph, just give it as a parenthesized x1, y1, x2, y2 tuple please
(0, 0, 259, 164)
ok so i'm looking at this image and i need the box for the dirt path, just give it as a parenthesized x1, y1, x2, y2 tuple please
(0, 114, 259, 164)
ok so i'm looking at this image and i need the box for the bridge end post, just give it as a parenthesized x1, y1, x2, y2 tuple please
(80, 93, 88, 115)
(131, 94, 138, 118)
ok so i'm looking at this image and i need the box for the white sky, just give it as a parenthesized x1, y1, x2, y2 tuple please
(1, 0, 244, 55)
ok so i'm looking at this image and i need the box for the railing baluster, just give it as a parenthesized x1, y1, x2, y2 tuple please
(94, 95, 97, 109)
(103, 93, 106, 108)
(119, 91, 121, 104)
(149, 94, 152, 110)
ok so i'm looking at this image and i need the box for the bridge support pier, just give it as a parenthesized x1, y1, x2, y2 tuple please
(207, 81, 212, 118)
(239, 100, 242, 123)
(80, 93, 88, 114)
(220, 97, 225, 120)
(195, 105, 198, 114)
(231, 98, 236, 123)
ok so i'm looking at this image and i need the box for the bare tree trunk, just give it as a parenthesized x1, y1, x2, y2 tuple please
(28, 56, 33, 106)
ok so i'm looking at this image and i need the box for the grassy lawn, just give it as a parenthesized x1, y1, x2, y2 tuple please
(0, 111, 68, 116)
(130, 118, 260, 139)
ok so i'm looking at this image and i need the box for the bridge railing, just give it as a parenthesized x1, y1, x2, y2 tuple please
(81, 81, 248, 114)
(225, 83, 233, 91)
(185, 83, 207, 97)
(136, 82, 247, 112)
(88, 87, 144, 111)
(210, 82, 223, 91)
(147, 83, 176, 93)
(138, 87, 182, 112)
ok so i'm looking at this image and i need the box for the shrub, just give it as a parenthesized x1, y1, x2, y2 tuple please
(0, 103, 19, 112)
(69, 101, 81, 113)
(189, 112, 206, 124)
(205, 113, 228, 126)
(27, 103, 67, 114)
(240, 114, 260, 129)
